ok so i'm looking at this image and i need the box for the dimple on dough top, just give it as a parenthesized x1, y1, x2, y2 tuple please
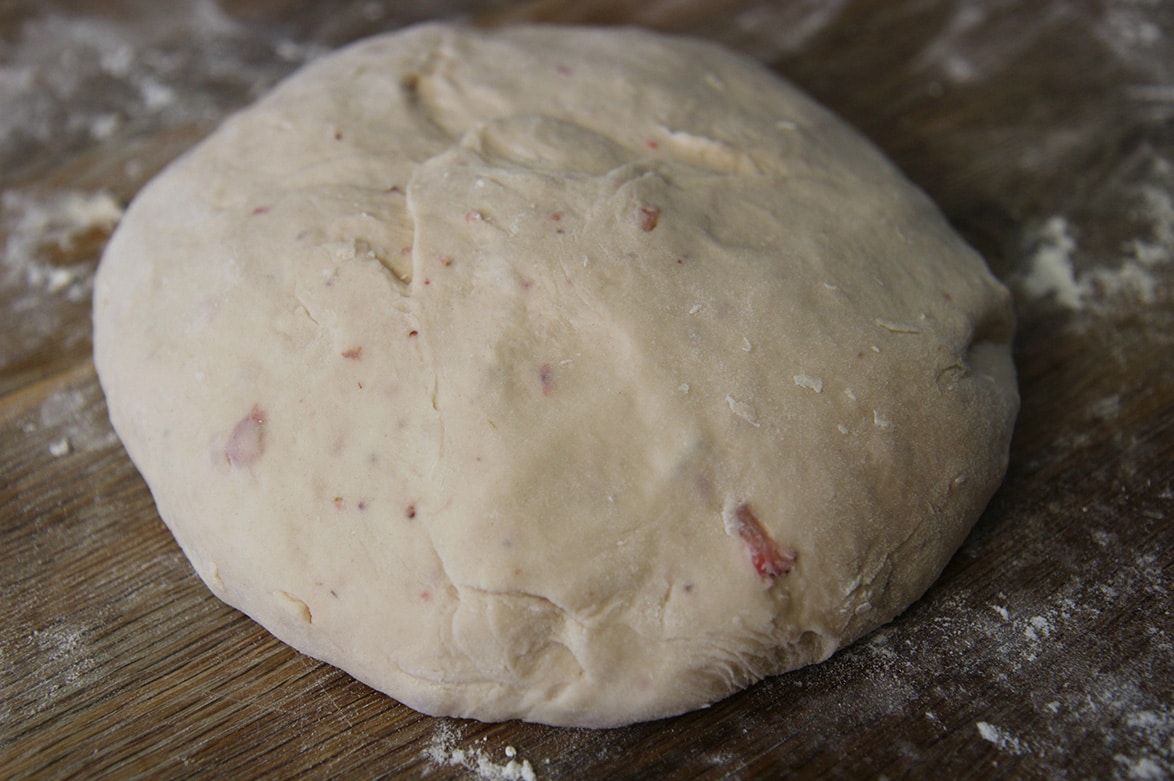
(93, 23, 1019, 727)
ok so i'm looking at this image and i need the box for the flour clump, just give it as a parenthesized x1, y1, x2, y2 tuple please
(93, 23, 1018, 727)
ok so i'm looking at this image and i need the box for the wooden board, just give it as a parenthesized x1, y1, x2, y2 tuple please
(3, 1, 1171, 778)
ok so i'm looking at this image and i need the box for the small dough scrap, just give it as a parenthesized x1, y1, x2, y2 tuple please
(93, 23, 1018, 727)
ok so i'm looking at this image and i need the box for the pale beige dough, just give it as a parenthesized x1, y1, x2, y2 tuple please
(93, 23, 1018, 727)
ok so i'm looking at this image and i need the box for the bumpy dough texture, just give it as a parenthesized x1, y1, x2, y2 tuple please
(93, 23, 1018, 727)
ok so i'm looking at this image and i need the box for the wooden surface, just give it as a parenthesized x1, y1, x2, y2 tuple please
(2, 1, 1171, 778)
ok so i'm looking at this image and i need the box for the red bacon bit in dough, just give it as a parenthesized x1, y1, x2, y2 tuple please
(645, 139, 659, 150)
(636, 205, 660, 232)
(405, 504, 417, 519)
(539, 363, 555, 395)
(342, 347, 363, 360)
(727, 501, 797, 581)
(408, 329, 419, 337)
(225, 405, 266, 467)
(250, 205, 271, 216)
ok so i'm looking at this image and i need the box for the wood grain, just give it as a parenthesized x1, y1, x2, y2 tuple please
(2, 1, 1171, 778)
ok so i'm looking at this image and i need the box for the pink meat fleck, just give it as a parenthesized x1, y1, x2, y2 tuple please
(225, 405, 266, 468)
(635, 205, 660, 232)
(250, 205, 271, 216)
(342, 347, 363, 360)
(730, 502, 796, 581)
(539, 363, 555, 395)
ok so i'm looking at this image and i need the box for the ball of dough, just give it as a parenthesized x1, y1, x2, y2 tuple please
(93, 23, 1018, 727)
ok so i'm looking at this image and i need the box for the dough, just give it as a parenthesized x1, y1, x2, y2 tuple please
(93, 23, 1018, 727)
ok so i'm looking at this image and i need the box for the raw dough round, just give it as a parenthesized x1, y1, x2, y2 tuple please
(93, 23, 1018, 727)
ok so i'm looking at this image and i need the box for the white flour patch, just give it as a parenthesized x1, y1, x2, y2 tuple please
(39, 384, 119, 452)
(0, 187, 125, 372)
(1018, 208, 1169, 310)
(977, 721, 1029, 755)
(1114, 755, 1167, 780)
(48, 436, 73, 457)
(1128, 183, 1174, 268)
(425, 722, 538, 781)
(1082, 260, 1160, 304)
(1020, 216, 1082, 309)
(1, 188, 122, 296)
(0, 1, 327, 181)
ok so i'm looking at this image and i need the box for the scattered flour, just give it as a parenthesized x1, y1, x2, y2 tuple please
(824, 528, 1173, 777)
(38, 384, 119, 452)
(1020, 216, 1083, 308)
(977, 721, 1030, 755)
(911, 2, 1058, 86)
(1115, 755, 1168, 781)
(30, 620, 99, 705)
(425, 722, 538, 781)
(1126, 183, 1174, 268)
(1018, 209, 1169, 310)
(0, 0, 329, 180)
(48, 436, 73, 457)
(1, 188, 123, 297)
(731, 0, 852, 57)
(0, 187, 125, 372)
